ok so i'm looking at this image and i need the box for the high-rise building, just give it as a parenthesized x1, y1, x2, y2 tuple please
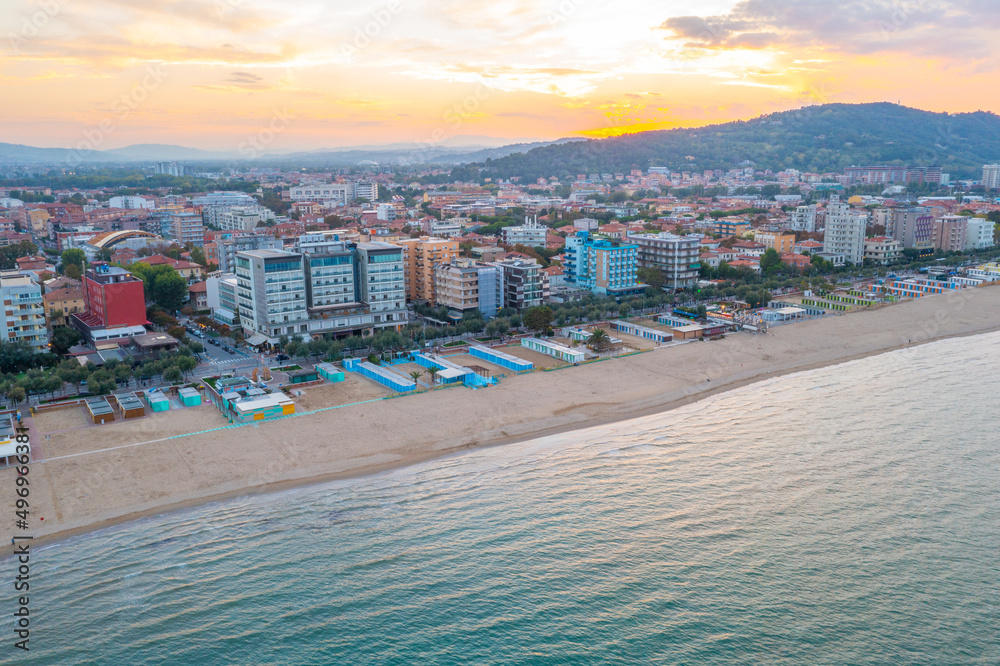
(786, 204, 818, 232)
(206, 273, 239, 328)
(501, 216, 548, 247)
(822, 196, 867, 265)
(167, 211, 205, 247)
(753, 230, 797, 254)
(493, 259, 544, 311)
(627, 232, 701, 288)
(217, 234, 282, 273)
(218, 208, 264, 232)
(71, 264, 148, 345)
(390, 237, 459, 303)
(933, 216, 968, 253)
(235, 238, 406, 344)
(434, 260, 503, 318)
(564, 232, 642, 297)
(982, 164, 1000, 190)
(892, 208, 935, 251)
(354, 242, 406, 330)
(965, 218, 997, 251)
(0, 272, 47, 352)
(236, 250, 309, 342)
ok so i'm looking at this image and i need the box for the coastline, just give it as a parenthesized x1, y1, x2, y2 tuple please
(20, 285, 1000, 547)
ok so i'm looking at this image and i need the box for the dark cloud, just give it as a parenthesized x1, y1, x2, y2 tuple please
(661, 1, 997, 59)
(228, 71, 264, 84)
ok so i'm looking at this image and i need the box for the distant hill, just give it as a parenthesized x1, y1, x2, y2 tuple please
(439, 138, 586, 164)
(480, 103, 1000, 181)
(103, 144, 234, 161)
(0, 137, 578, 167)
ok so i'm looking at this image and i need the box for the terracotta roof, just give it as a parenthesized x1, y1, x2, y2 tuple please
(43, 286, 85, 302)
(188, 281, 208, 293)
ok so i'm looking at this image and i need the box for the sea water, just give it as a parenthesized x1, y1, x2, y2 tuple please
(7, 332, 1000, 665)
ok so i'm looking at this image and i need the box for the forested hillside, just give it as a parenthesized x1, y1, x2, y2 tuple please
(480, 103, 1000, 181)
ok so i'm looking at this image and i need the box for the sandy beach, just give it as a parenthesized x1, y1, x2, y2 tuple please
(13, 285, 1000, 545)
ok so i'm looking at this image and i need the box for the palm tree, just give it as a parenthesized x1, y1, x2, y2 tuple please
(409, 370, 423, 385)
(427, 367, 439, 385)
(587, 328, 611, 352)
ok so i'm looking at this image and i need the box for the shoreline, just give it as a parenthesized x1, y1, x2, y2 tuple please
(21, 286, 1000, 548)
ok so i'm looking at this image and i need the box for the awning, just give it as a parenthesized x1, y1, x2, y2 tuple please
(246, 333, 270, 346)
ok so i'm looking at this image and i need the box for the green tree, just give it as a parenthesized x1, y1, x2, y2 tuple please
(285, 340, 304, 359)
(114, 364, 133, 385)
(163, 366, 183, 384)
(60, 248, 87, 274)
(638, 266, 666, 290)
(50, 326, 81, 355)
(587, 328, 611, 351)
(6, 385, 26, 407)
(189, 247, 207, 266)
(760, 248, 782, 274)
(409, 370, 423, 384)
(130, 263, 189, 312)
(523, 306, 554, 333)
(177, 356, 198, 377)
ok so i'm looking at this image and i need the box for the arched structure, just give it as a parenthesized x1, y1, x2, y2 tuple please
(88, 230, 162, 249)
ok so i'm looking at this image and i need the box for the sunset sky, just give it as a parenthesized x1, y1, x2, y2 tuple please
(2, 0, 998, 152)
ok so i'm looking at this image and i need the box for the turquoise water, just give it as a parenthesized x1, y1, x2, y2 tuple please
(8, 332, 1000, 665)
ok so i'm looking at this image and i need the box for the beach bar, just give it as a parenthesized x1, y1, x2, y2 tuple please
(0, 416, 24, 468)
(609, 320, 673, 343)
(146, 388, 170, 412)
(469, 345, 533, 372)
(178, 387, 202, 407)
(316, 362, 345, 383)
(85, 396, 115, 424)
(413, 353, 479, 386)
(344, 358, 416, 392)
(114, 393, 146, 419)
(521, 337, 586, 364)
(286, 368, 319, 385)
(228, 392, 295, 423)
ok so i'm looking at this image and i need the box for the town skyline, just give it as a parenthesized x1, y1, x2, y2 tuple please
(3, 0, 1000, 151)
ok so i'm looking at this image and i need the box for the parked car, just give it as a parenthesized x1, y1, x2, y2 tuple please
(276, 354, 290, 362)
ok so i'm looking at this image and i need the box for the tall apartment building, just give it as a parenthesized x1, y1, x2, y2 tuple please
(236, 241, 405, 344)
(354, 242, 406, 329)
(786, 204, 818, 232)
(753, 230, 796, 254)
(192, 191, 258, 208)
(501, 216, 548, 247)
(863, 237, 903, 265)
(627, 232, 701, 288)
(206, 273, 239, 328)
(965, 218, 996, 251)
(822, 196, 867, 265)
(217, 234, 282, 273)
(288, 181, 379, 206)
(493, 259, 544, 311)
(218, 208, 264, 232)
(892, 208, 935, 252)
(166, 211, 205, 247)
(236, 250, 309, 341)
(982, 164, 1000, 190)
(391, 237, 459, 303)
(434, 260, 503, 318)
(564, 232, 642, 297)
(933, 216, 968, 253)
(0, 272, 47, 352)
